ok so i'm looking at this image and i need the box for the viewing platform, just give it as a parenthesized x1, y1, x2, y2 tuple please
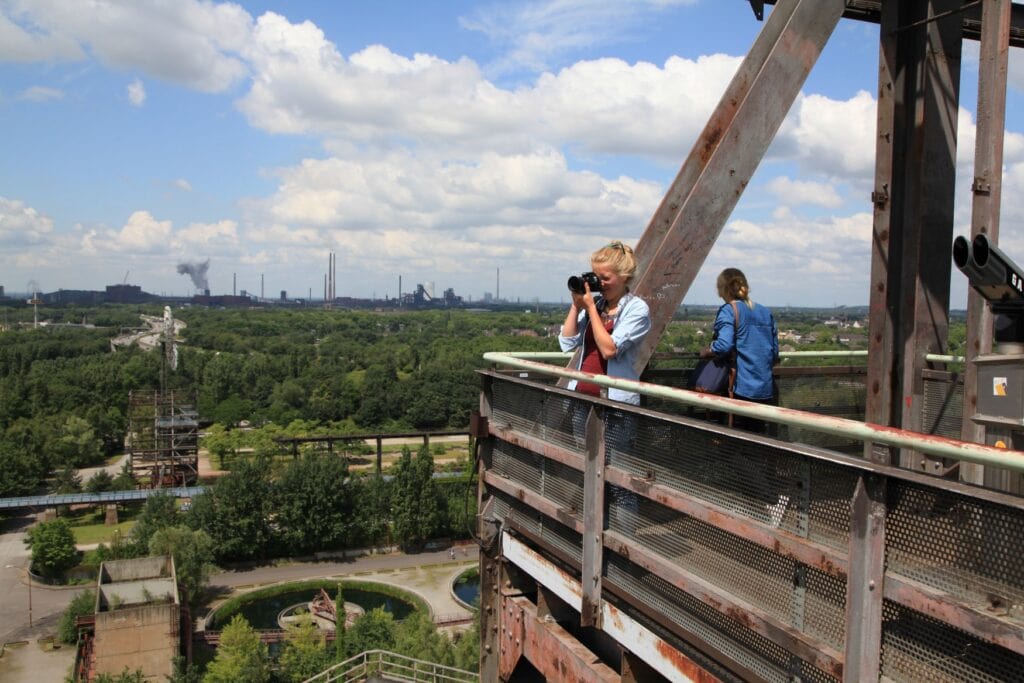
(475, 352, 1024, 682)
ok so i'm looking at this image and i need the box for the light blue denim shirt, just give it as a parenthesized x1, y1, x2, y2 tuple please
(558, 292, 651, 405)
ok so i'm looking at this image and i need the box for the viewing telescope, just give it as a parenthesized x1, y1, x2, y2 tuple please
(952, 234, 1024, 309)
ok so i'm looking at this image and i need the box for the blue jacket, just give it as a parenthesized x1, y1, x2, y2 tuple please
(558, 292, 651, 405)
(710, 299, 778, 400)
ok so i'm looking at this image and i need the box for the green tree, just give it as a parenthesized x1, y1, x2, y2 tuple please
(277, 620, 333, 682)
(85, 469, 114, 493)
(334, 585, 347, 660)
(0, 438, 42, 496)
(393, 611, 454, 666)
(274, 454, 357, 555)
(186, 458, 275, 562)
(202, 615, 271, 683)
(148, 526, 214, 604)
(452, 614, 480, 673)
(51, 415, 103, 468)
(344, 608, 396, 659)
(391, 446, 445, 551)
(25, 518, 79, 579)
(58, 589, 96, 644)
(129, 492, 179, 554)
(52, 465, 82, 494)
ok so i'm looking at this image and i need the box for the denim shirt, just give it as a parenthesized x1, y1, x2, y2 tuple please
(710, 299, 779, 400)
(558, 292, 651, 405)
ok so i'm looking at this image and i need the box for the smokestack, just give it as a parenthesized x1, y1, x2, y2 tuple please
(399, 275, 402, 306)
(260, 273, 264, 300)
(497, 267, 500, 301)
(233, 272, 236, 296)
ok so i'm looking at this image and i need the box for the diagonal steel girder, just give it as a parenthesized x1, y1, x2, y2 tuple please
(631, 0, 845, 368)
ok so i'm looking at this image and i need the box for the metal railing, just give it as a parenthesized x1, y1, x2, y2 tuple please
(303, 649, 478, 683)
(479, 351, 1024, 682)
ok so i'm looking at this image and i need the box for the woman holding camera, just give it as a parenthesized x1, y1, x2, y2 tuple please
(559, 241, 651, 405)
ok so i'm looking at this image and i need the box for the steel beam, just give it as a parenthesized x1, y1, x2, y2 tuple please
(630, 0, 845, 369)
(961, 0, 1012, 487)
(581, 406, 605, 628)
(842, 475, 886, 682)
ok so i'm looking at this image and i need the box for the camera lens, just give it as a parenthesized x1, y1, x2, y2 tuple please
(567, 276, 584, 294)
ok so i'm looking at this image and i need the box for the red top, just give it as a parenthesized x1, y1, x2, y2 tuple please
(576, 316, 614, 396)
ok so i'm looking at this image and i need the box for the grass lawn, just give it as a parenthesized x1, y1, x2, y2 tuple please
(66, 505, 140, 546)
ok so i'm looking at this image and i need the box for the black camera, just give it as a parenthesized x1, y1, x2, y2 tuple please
(567, 272, 602, 294)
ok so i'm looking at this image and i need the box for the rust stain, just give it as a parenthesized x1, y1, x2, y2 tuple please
(724, 607, 754, 630)
(654, 639, 723, 682)
(699, 125, 723, 164)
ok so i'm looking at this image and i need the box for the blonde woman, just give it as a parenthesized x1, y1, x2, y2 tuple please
(702, 267, 779, 429)
(559, 241, 651, 405)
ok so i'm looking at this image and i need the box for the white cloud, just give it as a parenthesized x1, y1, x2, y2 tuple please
(172, 178, 192, 192)
(0, 196, 55, 245)
(775, 90, 877, 179)
(0, 9, 84, 62)
(17, 85, 63, 101)
(766, 176, 843, 209)
(460, 0, 699, 74)
(127, 78, 145, 106)
(0, 0, 251, 92)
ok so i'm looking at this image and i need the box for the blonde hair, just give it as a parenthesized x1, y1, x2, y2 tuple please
(716, 267, 753, 306)
(591, 241, 637, 282)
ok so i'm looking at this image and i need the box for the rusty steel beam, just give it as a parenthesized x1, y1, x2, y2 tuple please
(581, 406, 606, 628)
(502, 533, 727, 683)
(631, 0, 845, 370)
(883, 573, 1024, 656)
(842, 475, 887, 682)
(488, 422, 585, 472)
(483, 469, 585, 534)
(760, 0, 1024, 47)
(961, 0, 1012, 486)
(501, 594, 620, 682)
(603, 532, 845, 680)
(603, 467, 848, 579)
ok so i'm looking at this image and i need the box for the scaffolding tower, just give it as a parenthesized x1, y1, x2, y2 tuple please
(126, 390, 199, 487)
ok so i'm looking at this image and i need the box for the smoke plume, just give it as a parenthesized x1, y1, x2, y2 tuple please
(176, 259, 210, 292)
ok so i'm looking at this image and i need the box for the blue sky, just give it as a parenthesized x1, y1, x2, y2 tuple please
(2, 0, 1023, 307)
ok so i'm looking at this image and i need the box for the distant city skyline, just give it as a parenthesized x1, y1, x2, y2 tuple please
(4, 2, 1024, 307)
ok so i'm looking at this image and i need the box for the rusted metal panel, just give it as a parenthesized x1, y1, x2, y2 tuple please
(603, 467, 849, 579)
(581, 406, 606, 628)
(631, 0, 845, 369)
(842, 475, 886, 682)
(498, 594, 526, 678)
(883, 573, 1024, 656)
(504, 595, 619, 683)
(961, 0, 1012, 486)
(603, 531, 845, 679)
(483, 470, 585, 534)
(489, 422, 585, 473)
(503, 533, 723, 683)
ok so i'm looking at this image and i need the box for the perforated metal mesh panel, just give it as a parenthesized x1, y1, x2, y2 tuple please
(880, 601, 1024, 682)
(484, 373, 1024, 683)
(887, 480, 1024, 619)
(608, 491, 847, 653)
(605, 551, 838, 683)
(490, 378, 588, 455)
(922, 372, 964, 439)
(489, 488, 583, 565)
(644, 366, 867, 453)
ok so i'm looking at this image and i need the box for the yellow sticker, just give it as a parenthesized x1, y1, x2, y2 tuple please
(994, 440, 1008, 449)
(994, 377, 1008, 396)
